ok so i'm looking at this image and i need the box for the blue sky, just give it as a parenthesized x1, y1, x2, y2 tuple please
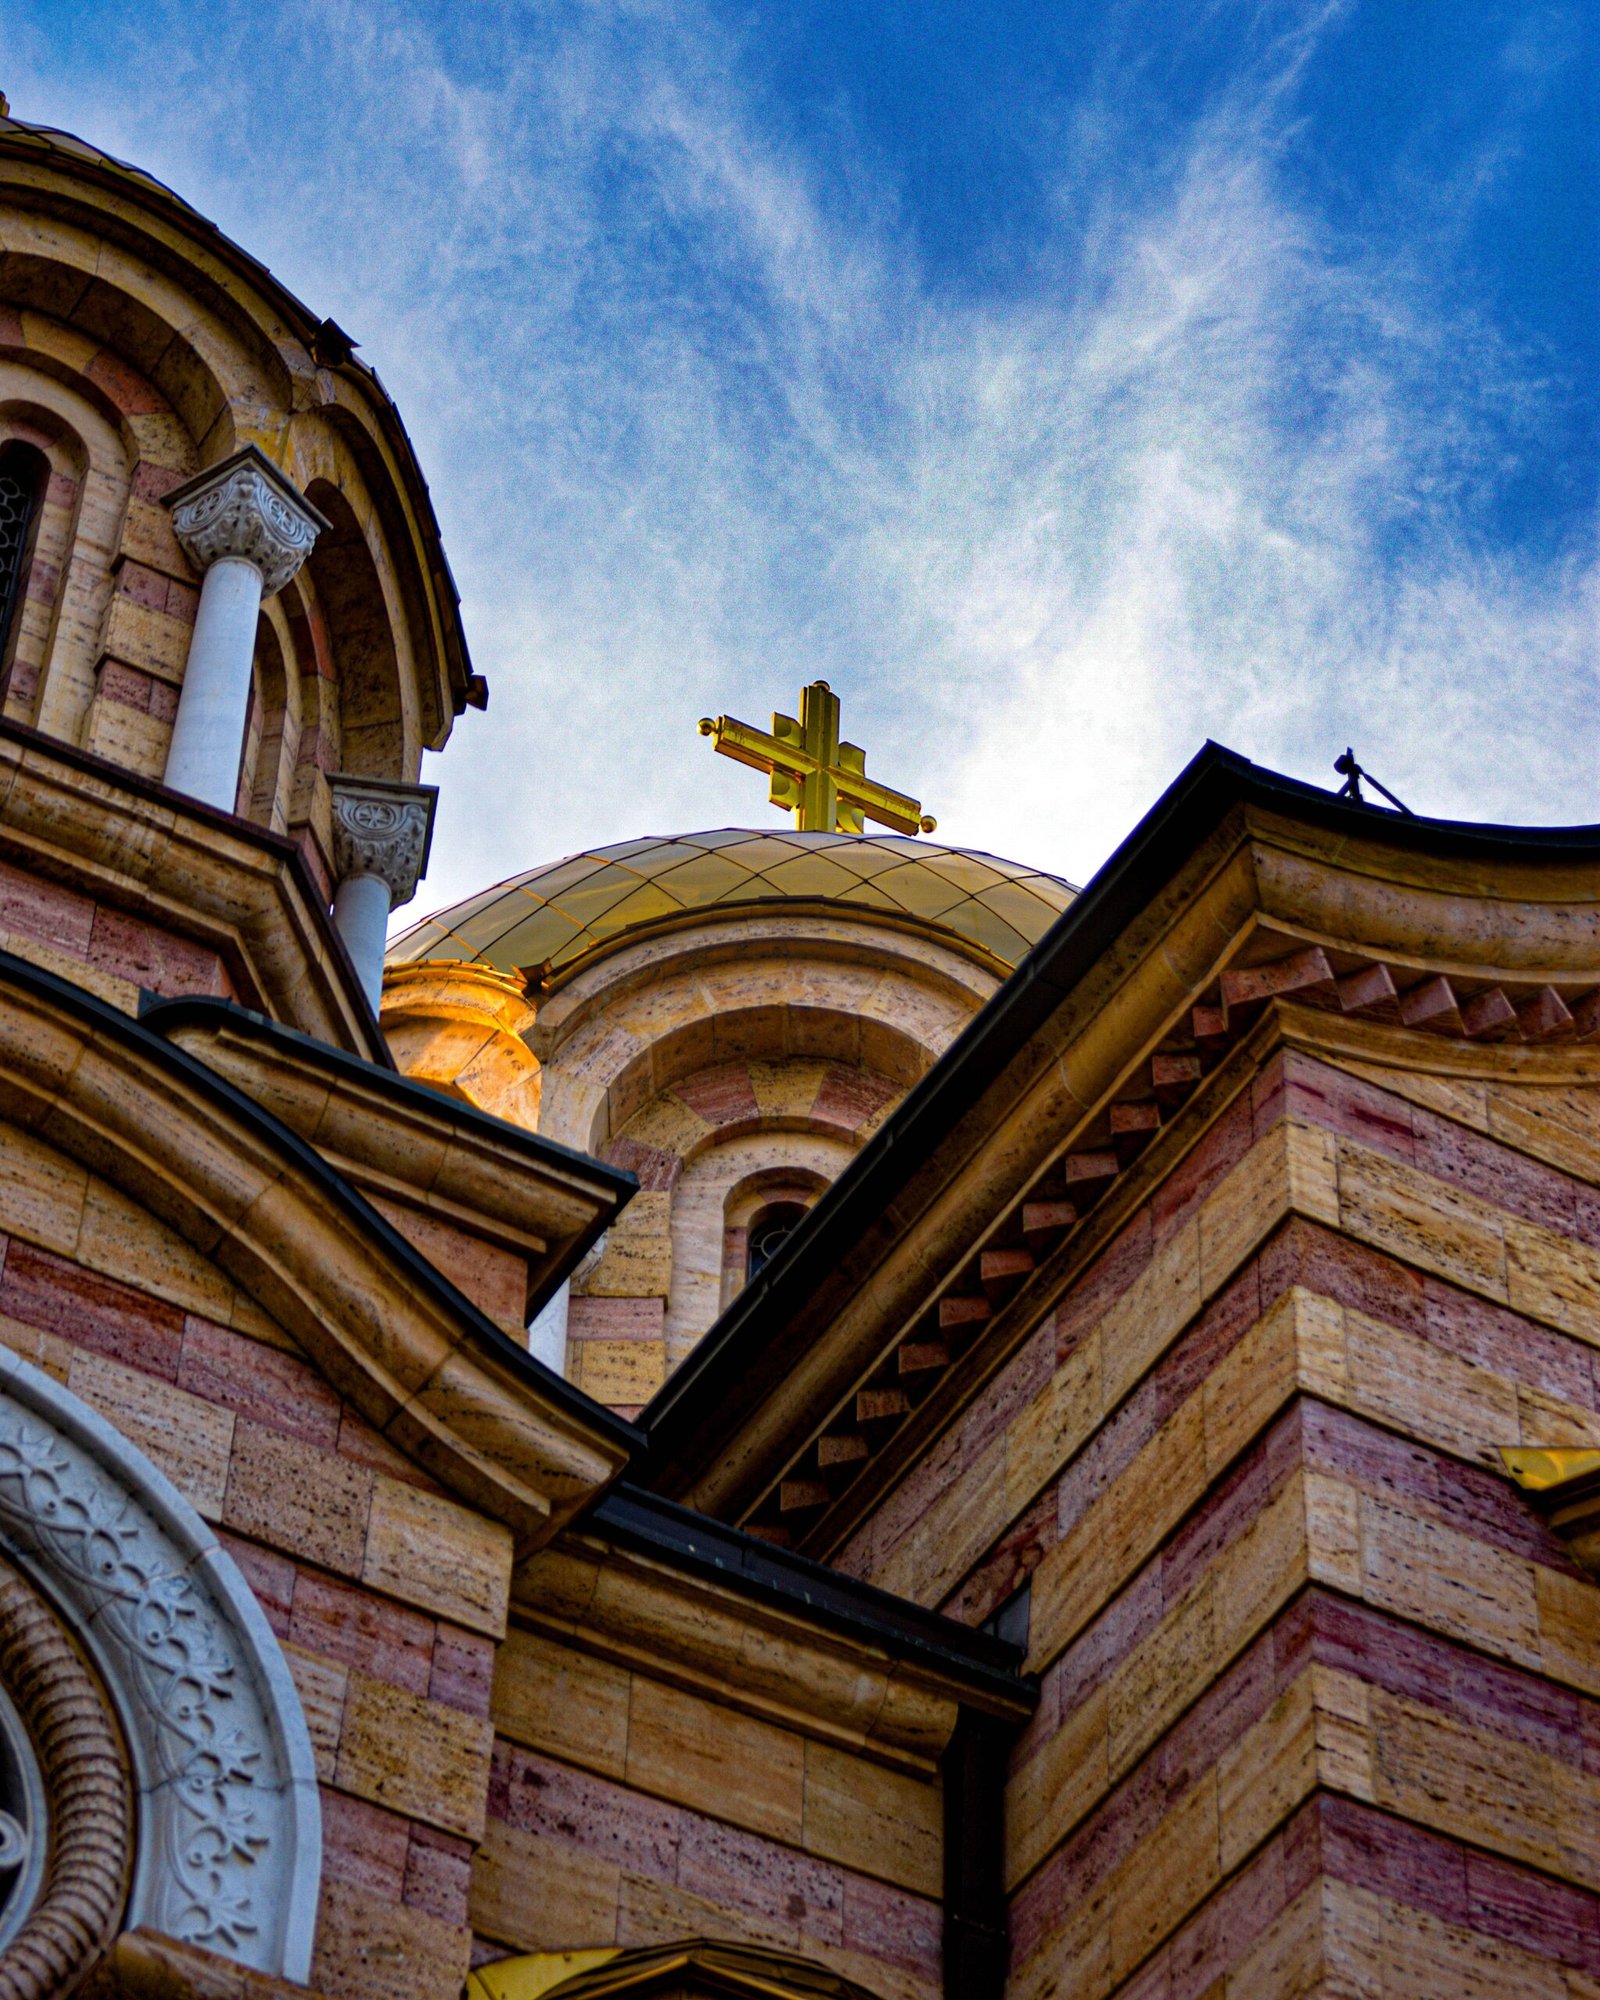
(3, 0, 1595, 916)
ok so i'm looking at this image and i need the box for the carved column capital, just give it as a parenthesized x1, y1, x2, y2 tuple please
(328, 774, 437, 909)
(165, 445, 329, 598)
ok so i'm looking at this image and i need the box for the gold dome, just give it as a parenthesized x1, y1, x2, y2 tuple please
(388, 829, 1075, 987)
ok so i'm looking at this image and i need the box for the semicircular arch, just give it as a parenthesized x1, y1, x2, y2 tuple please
(303, 477, 414, 780)
(0, 233, 289, 454)
(0, 1349, 319, 1978)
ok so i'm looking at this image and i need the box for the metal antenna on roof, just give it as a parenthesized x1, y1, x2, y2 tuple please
(1334, 748, 1414, 818)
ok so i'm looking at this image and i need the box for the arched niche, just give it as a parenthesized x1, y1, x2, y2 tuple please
(303, 480, 412, 782)
(0, 1349, 320, 1980)
(240, 606, 299, 833)
(0, 377, 127, 741)
(576, 1006, 935, 1161)
(724, 1166, 829, 1298)
(525, 911, 997, 1161)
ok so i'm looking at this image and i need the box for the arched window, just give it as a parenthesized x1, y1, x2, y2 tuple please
(745, 1201, 809, 1285)
(0, 444, 45, 680)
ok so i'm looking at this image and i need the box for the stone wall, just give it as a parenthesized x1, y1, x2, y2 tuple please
(836, 1036, 1600, 1997)
(525, 911, 1002, 1413)
(477, 1623, 944, 2000)
(0, 1114, 509, 2000)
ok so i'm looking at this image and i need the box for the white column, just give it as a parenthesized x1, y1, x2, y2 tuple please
(330, 871, 393, 1012)
(328, 775, 437, 1013)
(164, 447, 327, 812)
(163, 557, 263, 805)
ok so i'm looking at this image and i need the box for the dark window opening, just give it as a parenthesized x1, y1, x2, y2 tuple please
(746, 1202, 808, 1285)
(982, 1576, 1032, 1654)
(0, 445, 46, 685)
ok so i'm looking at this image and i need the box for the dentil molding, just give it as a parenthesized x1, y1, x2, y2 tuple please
(165, 446, 329, 598)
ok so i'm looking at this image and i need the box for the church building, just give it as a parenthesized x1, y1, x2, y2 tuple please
(1, 104, 1599, 2000)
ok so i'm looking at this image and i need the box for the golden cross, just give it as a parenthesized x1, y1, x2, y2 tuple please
(698, 680, 936, 836)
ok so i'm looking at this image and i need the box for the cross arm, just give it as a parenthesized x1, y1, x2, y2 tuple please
(698, 713, 806, 779)
(834, 743, 936, 836)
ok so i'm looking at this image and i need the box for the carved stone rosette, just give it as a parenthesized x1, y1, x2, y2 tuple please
(165, 447, 329, 598)
(328, 775, 437, 909)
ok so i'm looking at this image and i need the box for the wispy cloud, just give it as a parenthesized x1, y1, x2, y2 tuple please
(4, 0, 1593, 910)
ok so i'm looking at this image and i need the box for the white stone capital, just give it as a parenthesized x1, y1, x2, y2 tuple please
(165, 445, 329, 598)
(328, 774, 437, 908)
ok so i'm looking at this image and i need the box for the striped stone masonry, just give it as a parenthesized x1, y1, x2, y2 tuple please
(571, 1051, 907, 1411)
(0, 1140, 512, 2000)
(837, 1036, 1600, 1998)
(479, 1625, 944, 2000)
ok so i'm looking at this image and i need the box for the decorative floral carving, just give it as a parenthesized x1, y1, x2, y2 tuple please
(0, 1358, 320, 1981)
(166, 449, 326, 598)
(328, 774, 436, 907)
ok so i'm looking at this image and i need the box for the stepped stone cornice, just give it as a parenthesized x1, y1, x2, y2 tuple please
(639, 745, 1600, 1540)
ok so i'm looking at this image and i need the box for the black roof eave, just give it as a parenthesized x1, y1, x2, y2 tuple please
(587, 1482, 1032, 1708)
(0, 947, 641, 1455)
(639, 739, 1600, 1480)
(140, 992, 638, 1325)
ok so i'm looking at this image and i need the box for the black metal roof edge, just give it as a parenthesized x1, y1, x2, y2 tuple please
(0, 946, 642, 1454)
(139, 992, 637, 1196)
(0, 715, 394, 1067)
(140, 993, 636, 1325)
(589, 1482, 1033, 1704)
(639, 741, 1600, 1464)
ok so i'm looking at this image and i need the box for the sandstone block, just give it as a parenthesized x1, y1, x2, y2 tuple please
(625, 1676, 804, 1845)
(335, 1668, 493, 1841)
(492, 1626, 631, 1779)
(66, 1347, 234, 1516)
(802, 1739, 940, 1896)
(224, 1419, 374, 1577)
(312, 1871, 471, 2000)
(361, 1474, 511, 1638)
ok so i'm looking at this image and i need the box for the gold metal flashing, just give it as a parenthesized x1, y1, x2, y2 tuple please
(471, 1940, 881, 1998)
(699, 680, 936, 836)
(1501, 1446, 1600, 1579)
(468, 1951, 621, 2000)
(1500, 1448, 1600, 1492)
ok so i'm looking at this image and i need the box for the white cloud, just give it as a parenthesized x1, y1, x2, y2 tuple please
(3, 0, 1593, 913)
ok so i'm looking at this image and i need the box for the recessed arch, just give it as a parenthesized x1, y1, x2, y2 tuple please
(587, 1005, 934, 1158)
(661, 1124, 859, 1361)
(725, 1165, 830, 1299)
(0, 377, 127, 738)
(304, 479, 411, 780)
(0, 241, 289, 452)
(241, 606, 298, 832)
